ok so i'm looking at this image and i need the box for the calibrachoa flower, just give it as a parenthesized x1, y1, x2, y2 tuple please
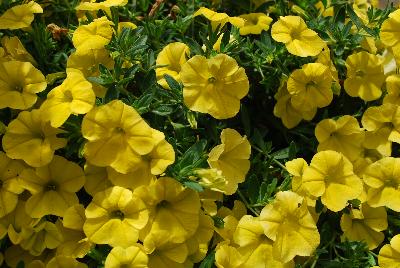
(19, 155, 86, 218)
(215, 243, 244, 268)
(180, 54, 249, 119)
(81, 100, 156, 174)
(0, 1, 43, 30)
(301, 150, 363, 212)
(0, 36, 37, 65)
(76, 0, 128, 17)
(2, 109, 67, 167)
(238, 13, 273, 35)
(46, 256, 87, 268)
(344, 51, 385, 101)
(259, 191, 320, 263)
(271, 16, 325, 57)
(384, 74, 400, 105)
(83, 186, 149, 247)
(193, 7, 245, 29)
(208, 128, 251, 195)
(378, 234, 400, 268)
(83, 164, 112, 196)
(40, 69, 95, 128)
(156, 42, 190, 89)
(105, 245, 148, 268)
(380, 9, 400, 62)
(340, 204, 387, 250)
(363, 157, 400, 211)
(287, 63, 333, 112)
(0, 60, 47, 110)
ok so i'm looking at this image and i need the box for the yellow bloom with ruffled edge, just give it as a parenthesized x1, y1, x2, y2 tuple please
(315, 115, 365, 161)
(76, 0, 127, 17)
(19, 155, 85, 218)
(193, 7, 245, 30)
(40, 69, 95, 128)
(271, 16, 325, 57)
(340, 204, 387, 250)
(215, 242, 244, 268)
(238, 13, 273, 35)
(156, 42, 190, 89)
(105, 245, 148, 268)
(259, 191, 320, 264)
(0, 1, 43, 30)
(384, 74, 400, 105)
(2, 109, 67, 167)
(134, 177, 201, 243)
(180, 54, 249, 119)
(378, 234, 400, 268)
(301, 150, 363, 212)
(208, 128, 251, 195)
(287, 63, 333, 112)
(380, 9, 400, 63)
(186, 212, 214, 263)
(83, 164, 112, 196)
(81, 100, 156, 174)
(83, 186, 149, 247)
(0, 60, 47, 110)
(72, 17, 114, 53)
(67, 48, 114, 98)
(1, 36, 37, 65)
(344, 51, 385, 101)
(363, 157, 400, 212)
(316, 47, 340, 94)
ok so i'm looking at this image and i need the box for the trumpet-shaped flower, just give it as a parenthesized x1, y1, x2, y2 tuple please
(259, 191, 320, 263)
(76, 0, 128, 17)
(105, 245, 148, 268)
(238, 13, 273, 35)
(81, 100, 156, 174)
(0, 60, 46, 110)
(208, 128, 251, 195)
(344, 51, 385, 101)
(340, 204, 387, 250)
(40, 69, 95, 128)
(378, 234, 400, 268)
(363, 157, 400, 211)
(84, 164, 113, 196)
(384, 74, 400, 105)
(380, 9, 400, 63)
(193, 7, 245, 29)
(20, 156, 85, 218)
(315, 115, 365, 161)
(301, 151, 363, 212)
(72, 17, 114, 53)
(180, 54, 249, 119)
(134, 177, 201, 243)
(186, 212, 214, 263)
(271, 16, 325, 57)
(83, 186, 148, 247)
(156, 42, 190, 89)
(2, 109, 67, 167)
(0, 1, 43, 30)
(215, 243, 244, 268)
(287, 63, 333, 112)
(1, 36, 37, 65)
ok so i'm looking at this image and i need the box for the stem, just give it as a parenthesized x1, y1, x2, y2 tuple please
(237, 189, 260, 216)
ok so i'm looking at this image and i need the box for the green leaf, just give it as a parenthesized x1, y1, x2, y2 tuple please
(199, 251, 216, 268)
(346, 4, 376, 36)
(182, 180, 204, 192)
(151, 104, 175, 116)
(163, 74, 182, 92)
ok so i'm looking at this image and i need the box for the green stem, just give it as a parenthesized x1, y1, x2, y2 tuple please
(237, 189, 260, 216)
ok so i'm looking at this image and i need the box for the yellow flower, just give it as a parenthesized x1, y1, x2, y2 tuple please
(83, 186, 148, 247)
(287, 63, 333, 112)
(193, 168, 228, 193)
(344, 51, 385, 101)
(315, 115, 365, 161)
(259, 191, 319, 263)
(378, 234, 400, 268)
(0, 1, 43, 30)
(20, 156, 85, 218)
(340, 204, 387, 250)
(105, 245, 148, 268)
(2, 109, 67, 167)
(273, 82, 317, 129)
(380, 9, 400, 63)
(215, 243, 244, 268)
(134, 177, 200, 243)
(363, 157, 400, 211)
(384, 74, 400, 105)
(72, 17, 114, 53)
(67, 48, 114, 98)
(47, 256, 87, 268)
(361, 104, 400, 145)
(76, 0, 128, 17)
(193, 7, 245, 30)
(0, 152, 25, 217)
(271, 16, 325, 57)
(0, 60, 46, 110)
(186, 212, 214, 263)
(81, 100, 156, 174)
(40, 69, 95, 128)
(180, 54, 249, 119)
(143, 231, 191, 268)
(301, 151, 363, 212)
(156, 42, 190, 89)
(1, 36, 37, 65)
(83, 164, 113, 196)
(238, 13, 273, 35)
(208, 128, 251, 195)
(233, 215, 294, 267)
(316, 47, 340, 93)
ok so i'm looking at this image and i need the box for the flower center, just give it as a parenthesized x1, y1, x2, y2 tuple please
(355, 70, 365, 77)
(156, 200, 170, 209)
(110, 210, 125, 220)
(45, 182, 58, 191)
(208, 77, 217, 83)
(114, 126, 125, 134)
(384, 178, 399, 188)
(64, 90, 73, 102)
(305, 80, 318, 90)
(14, 85, 24, 93)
